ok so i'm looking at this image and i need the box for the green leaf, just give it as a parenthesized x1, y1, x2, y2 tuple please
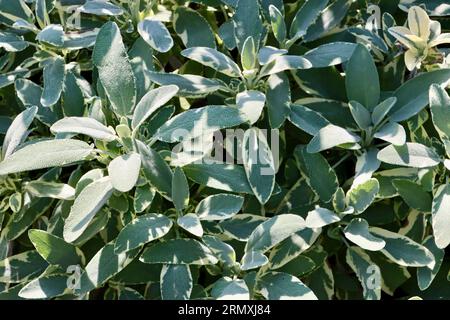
(241, 36, 257, 71)
(294, 145, 338, 202)
(8, 192, 22, 213)
(399, 1, 450, 16)
(370, 227, 435, 268)
(138, 19, 173, 53)
(108, 153, 141, 193)
(28, 229, 82, 269)
(184, 163, 253, 194)
(233, 0, 264, 52)
(348, 101, 372, 130)
(18, 274, 69, 299)
(144, 105, 176, 137)
(333, 188, 347, 212)
(257, 272, 317, 300)
(290, 0, 329, 40)
(111, 259, 161, 285)
(305, 207, 340, 228)
(63, 176, 114, 243)
(212, 278, 250, 300)
(343, 218, 386, 251)
(408, 6, 430, 41)
(268, 228, 320, 269)
(173, 7, 216, 49)
(346, 247, 381, 300)
(388, 27, 425, 53)
(303, 0, 351, 42)
(181, 47, 241, 77)
(241, 251, 269, 271)
(154, 105, 245, 143)
(390, 69, 450, 122)
(118, 287, 145, 300)
(0, 0, 33, 26)
(0, 31, 28, 52)
(353, 148, 381, 188)
(372, 97, 397, 127)
(345, 44, 380, 111)
(195, 194, 244, 221)
(3, 198, 53, 241)
(50, 117, 117, 142)
(373, 168, 417, 199)
(75, 168, 104, 196)
(294, 68, 346, 102)
(259, 55, 312, 77)
(203, 235, 236, 267)
(72, 209, 109, 247)
(15, 79, 58, 126)
(242, 127, 276, 204)
(36, 25, 63, 47)
(276, 255, 316, 278)
(218, 19, 237, 50)
(377, 143, 441, 168)
(245, 214, 305, 253)
(0, 68, 28, 90)
(348, 27, 389, 53)
(417, 236, 444, 291)
(77, 241, 140, 294)
(132, 85, 179, 132)
(236, 90, 265, 125)
(25, 181, 75, 200)
(114, 213, 173, 254)
(41, 56, 65, 107)
(258, 46, 287, 65)
(78, 0, 123, 16)
(36, 0, 52, 28)
(137, 140, 173, 199)
(62, 71, 85, 117)
(140, 239, 218, 265)
(220, 214, 266, 241)
(0, 250, 48, 283)
(307, 124, 360, 153)
(269, 5, 286, 43)
(129, 37, 154, 102)
(429, 84, 450, 140)
(62, 30, 98, 51)
(347, 178, 379, 214)
(289, 104, 330, 136)
(302, 42, 356, 68)
(160, 264, 193, 300)
(432, 184, 450, 249)
(172, 167, 189, 212)
(148, 72, 226, 98)
(93, 21, 137, 116)
(266, 72, 290, 128)
(2, 106, 37, 159)
(0, 139, 93, 175)
(177, 214, 203, 237)
(374, 122, 406, 146)
(133, 185, 155, 213)
(392, 179, 432, 212)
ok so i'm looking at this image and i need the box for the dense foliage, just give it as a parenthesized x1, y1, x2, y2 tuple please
(0, 0, 449, 300)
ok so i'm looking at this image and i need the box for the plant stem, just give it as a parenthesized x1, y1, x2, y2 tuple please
(332, 153, 352, 169)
